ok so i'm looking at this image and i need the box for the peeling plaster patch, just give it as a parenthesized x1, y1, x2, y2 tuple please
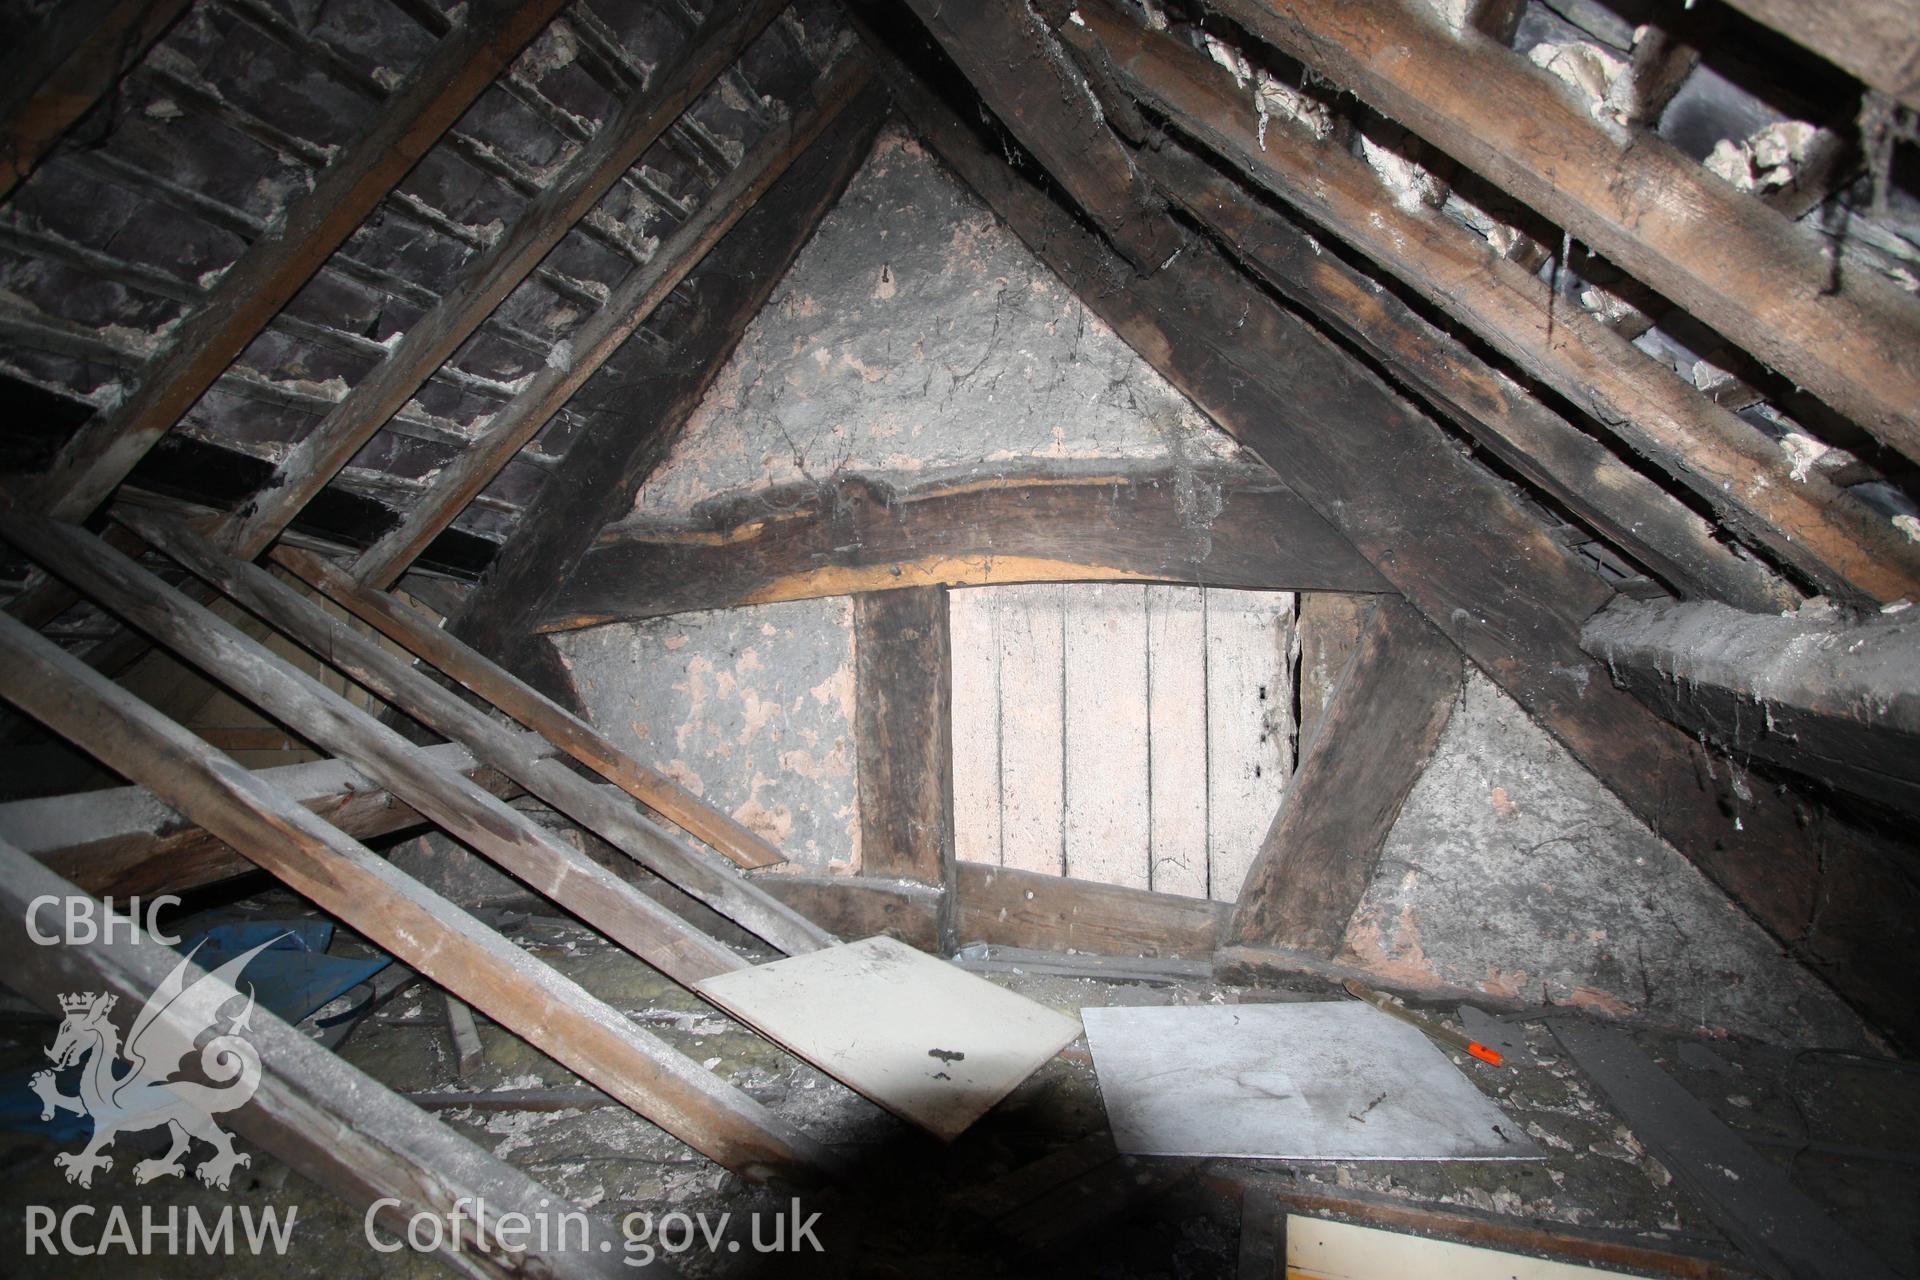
(551, 597, 859, 872)
(1340, 672, 1865, 1047)
(1705, 120, 1819, 193)
(1527, 40, 1632, 127)
(1895, 514, 1920, 544)
(631, 123, 1250, 522)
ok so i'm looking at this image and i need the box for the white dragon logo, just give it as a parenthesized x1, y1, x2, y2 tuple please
(28, 938, 275, 1190)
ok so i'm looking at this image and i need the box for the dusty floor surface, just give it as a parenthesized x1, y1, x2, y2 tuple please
(0, 887, 1915, 1278)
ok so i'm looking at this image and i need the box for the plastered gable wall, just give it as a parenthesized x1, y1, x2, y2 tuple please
(624, 120, 1251, 526)
(1352, 671, 1864, 1047)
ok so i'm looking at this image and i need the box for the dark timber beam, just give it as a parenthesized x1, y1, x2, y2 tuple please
(0, 736, 545, 897)
(1061, 0, 1920, 606)
(22, 0, 570, 523)
(0, 841, 643, 1278)
(853, 588, 955, 942)
(117, 512, 831, 957)
(1133, 140, 1794, 613)
(348, 54, 873, 589)
(1715, 0, 1920, 111)
(273, 544, 787, 871)
(1210, 0, 1920, 468)
(896, 0, 1180, 272)
(1583, 598, 1920, 815)
(542, 466, 1390, 630)
(0, 609, 841, 1185)
(448, 83, 892, 666)
(954, 863, 1228, 959)
(1226, 597, 1464, 954)
(883, 62, 1920, 1043)
(226, 0, 792, 562)
(3, 510, 750, 986)
(0, 0, 193, 200)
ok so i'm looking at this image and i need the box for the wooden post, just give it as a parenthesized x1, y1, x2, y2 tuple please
(1, 509, 749, 986)
(274, 544, 785, 871)
(853, 587, 956, 945)
(0, 838, 645, 1278)
(0, 610, 843, 1185)
(1226, 597, 1463, 954)
(116, 511, 833, 956)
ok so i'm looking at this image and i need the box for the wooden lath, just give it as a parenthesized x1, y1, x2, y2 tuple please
(0, 839, 640, 1278)
(108, 511, 831, 957)
(1207, 0, 1920, 469)
(0, 0, 194, 201)
(270, 545, 788, 872)
(1060, 0, 1920, 607)
(221, 0, 794, 564)
(347, 52, 878, 589)
(0, 512, 841, 1184)
(446, 83, 893, 661)
(20, 0, 571, 525)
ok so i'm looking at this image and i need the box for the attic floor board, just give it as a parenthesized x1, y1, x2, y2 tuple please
(0, 886, 1911, 1276)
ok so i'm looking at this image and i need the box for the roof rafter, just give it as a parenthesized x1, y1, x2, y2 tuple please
(1209, 0, 1920, 468)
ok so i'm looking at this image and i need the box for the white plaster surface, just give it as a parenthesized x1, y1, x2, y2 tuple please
(629, 122, 1246, 523)
(1345, 672, 1865, 1047)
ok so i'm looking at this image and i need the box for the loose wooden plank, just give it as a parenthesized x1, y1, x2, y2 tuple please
(996, 584, 1068, 878)
(898, 0, 1178, 271)
(1132, 139, 1795, 613)
(0, 0, 193, 200)
(348, 51, 871, 588)
(273, 544, 786, 871)
(1226, 597, 1464, 955)
(1063, 2, 1919, 606)
(3, 510, 748, 987)
(1209, 0, 1920, 467)
(953, 862, 1229, 958)
(0, 839, 641, 1278)
(120, 512, 833, 957)
(0, 610, 841, 1185)
(225, 0, 791, 560)
(1063, 583, 1151, 890)
(447, 85, 892, 665)
(1145, 586, 1209, 899)
(1581, 597, 1920, 814)
(22, 0, 570, 522)
(1715, 0, 1920, 111)
(1209, 1174, 1763, 1280)
(1204, 589, 1295, 903)
(887, 66, 1917, 1039)
(1, 735, 545, 897)
(544, 466, 1387, 629)
(755, 873, 945, 952)
(853, 588, 954, 908)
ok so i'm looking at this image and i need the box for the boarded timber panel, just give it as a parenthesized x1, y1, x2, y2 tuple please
(948, 586, 1004, 868)
(996, 584, 1069, 877)
(1145, 585, 1209, 899)
(1063, 583, 1152, 890)
(1205, 590, 1295, 903)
